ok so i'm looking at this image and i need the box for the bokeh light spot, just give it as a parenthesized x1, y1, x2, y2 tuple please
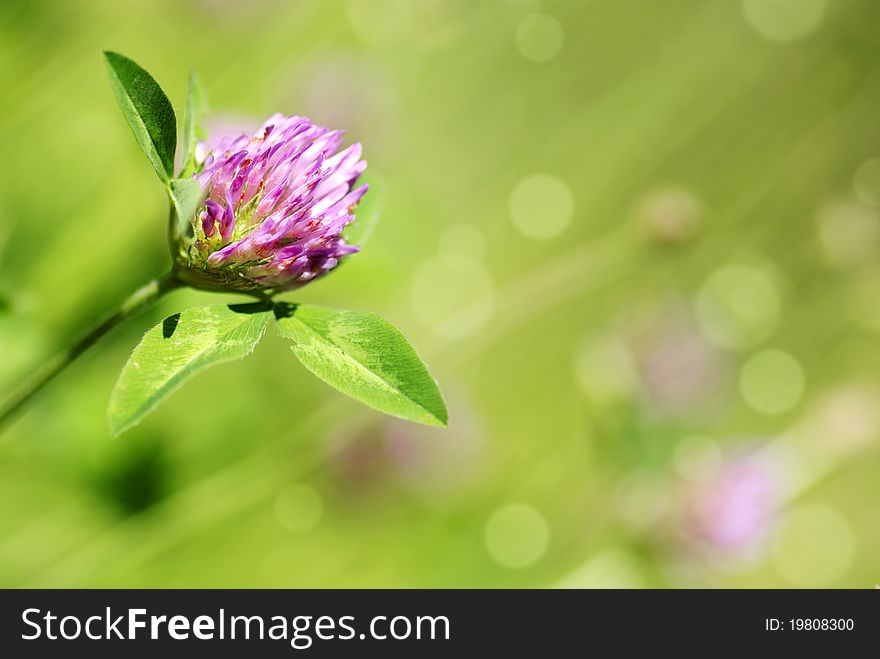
(274, 484, 324, 533)
(695, 264, 781, 349)
(739, 349, 805, 415)
(484, 503, 549, 569)
(772, 505, 856, 586)
(509, 174, 574, 240)
(515, 14, 564, 63)
(816, 200, 880, 268)
(742, 0, 826, 42)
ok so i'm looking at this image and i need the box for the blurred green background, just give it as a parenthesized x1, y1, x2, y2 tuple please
(2, 0, 880, 588)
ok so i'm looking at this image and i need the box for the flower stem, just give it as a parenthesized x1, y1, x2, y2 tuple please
(0, 271, 182, 434)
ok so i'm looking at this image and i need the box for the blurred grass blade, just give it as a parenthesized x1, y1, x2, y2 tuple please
(108, 304, 272, 436)
(168, 178, 203, 239)
(103, 51, 177, 182)
(276, 304, 447, 427)
(180, 69, 207, 177)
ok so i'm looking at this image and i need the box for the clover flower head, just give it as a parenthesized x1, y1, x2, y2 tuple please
(177, 113, 367, 293)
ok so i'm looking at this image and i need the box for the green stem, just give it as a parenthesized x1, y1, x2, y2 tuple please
(167, 203, 177, 261)
(0, 271, 181, 433)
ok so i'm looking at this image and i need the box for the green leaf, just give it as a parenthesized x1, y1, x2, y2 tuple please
(180, 69, 207, 177)
(103, 51, 177, 181)
(108, 303, 271, 436)
(168, 177, 203, 239)
(343, 175, 383, 247)
(276, 304, 447, 427)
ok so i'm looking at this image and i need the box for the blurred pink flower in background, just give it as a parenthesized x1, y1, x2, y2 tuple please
(632, 307, 728, 417)
(384, 400, 483, 494)
(324, 395, 483, 500)
(325, 422, 391, 496)
(633, 186, 702, 246)
(680, 452, 779, 556)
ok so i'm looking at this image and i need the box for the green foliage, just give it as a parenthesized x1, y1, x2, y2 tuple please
(107, 300, 446, 434)
(168, 177, 203, 239)
(103, 51, 177, 181)
(107, 304, 271, 436)
(180, 69, 207, 178)
(276, 304, 447, 427)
